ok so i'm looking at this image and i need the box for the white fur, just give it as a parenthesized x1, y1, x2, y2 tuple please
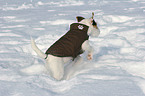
(80, 18, 100, 37)
(29, 16, 100, 80)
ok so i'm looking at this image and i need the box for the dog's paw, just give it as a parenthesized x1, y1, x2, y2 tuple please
(87, 54, 93, 60)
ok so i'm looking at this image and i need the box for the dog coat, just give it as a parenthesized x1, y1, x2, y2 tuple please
(45, 23, 89, 59)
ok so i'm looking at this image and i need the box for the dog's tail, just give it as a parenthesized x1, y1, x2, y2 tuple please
(31, 38, 46, 59)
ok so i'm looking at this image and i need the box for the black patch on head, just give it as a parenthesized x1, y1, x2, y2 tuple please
(92, 20, 97, 25)
(76, 16, 85, 22)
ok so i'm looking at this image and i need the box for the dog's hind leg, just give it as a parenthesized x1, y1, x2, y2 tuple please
(63, 56, 83, 80)
(45, 55, 64, 80)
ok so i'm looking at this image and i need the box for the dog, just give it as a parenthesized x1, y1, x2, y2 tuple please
(31, 12, 100, 80)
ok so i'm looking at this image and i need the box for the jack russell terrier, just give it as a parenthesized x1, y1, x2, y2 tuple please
(31, 12, 100, 80)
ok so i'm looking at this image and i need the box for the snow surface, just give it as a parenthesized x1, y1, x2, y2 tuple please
(0, 0, 145, 96)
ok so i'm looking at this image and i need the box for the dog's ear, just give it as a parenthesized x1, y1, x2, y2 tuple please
(76, 16, 85, 22)
(92, 20, 97, 26)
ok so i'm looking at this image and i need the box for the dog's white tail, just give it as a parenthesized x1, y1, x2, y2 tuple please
(31, 38, 46, 59)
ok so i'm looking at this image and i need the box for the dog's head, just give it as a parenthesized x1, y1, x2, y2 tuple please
(76, 12, 100, 37)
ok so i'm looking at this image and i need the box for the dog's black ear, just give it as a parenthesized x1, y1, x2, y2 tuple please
(76, 16, 85, 22)
(92, 20, 97, 26)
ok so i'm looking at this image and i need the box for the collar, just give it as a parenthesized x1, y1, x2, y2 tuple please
(70, 23, 89, 33)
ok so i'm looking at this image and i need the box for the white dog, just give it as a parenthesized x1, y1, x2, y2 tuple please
(31, 13, 100, 80)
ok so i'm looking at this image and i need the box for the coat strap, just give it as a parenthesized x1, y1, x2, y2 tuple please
(45, 54, 48, 59)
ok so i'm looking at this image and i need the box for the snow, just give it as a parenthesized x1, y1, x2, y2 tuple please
(0, 0, 145, 96)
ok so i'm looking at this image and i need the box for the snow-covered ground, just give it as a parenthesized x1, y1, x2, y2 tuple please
(0, 0, 145, 96)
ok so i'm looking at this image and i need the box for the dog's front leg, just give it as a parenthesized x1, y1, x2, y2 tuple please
(82, 40, 94, 60)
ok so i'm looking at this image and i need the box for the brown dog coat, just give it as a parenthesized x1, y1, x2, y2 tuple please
(45, 23, 89, 59)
